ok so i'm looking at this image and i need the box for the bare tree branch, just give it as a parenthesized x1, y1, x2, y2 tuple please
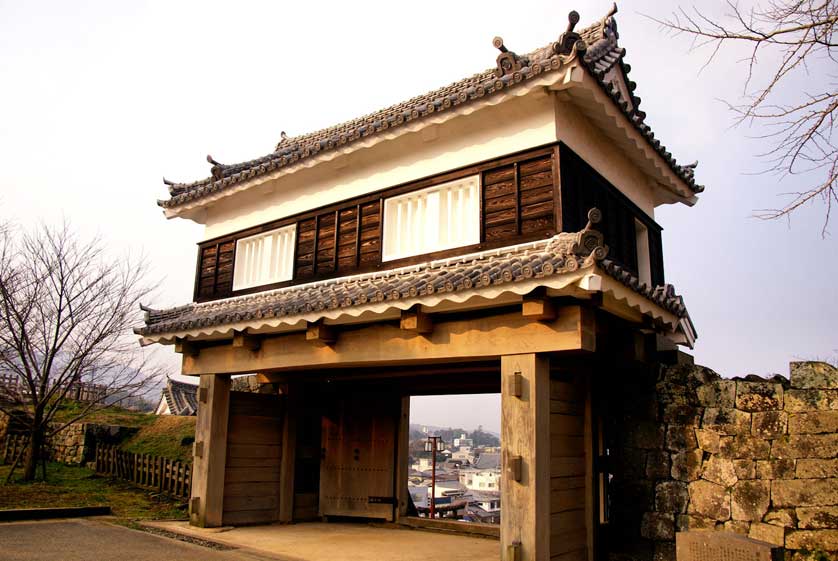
(646, 0, 838, 234)
(0, 221, 164, 481)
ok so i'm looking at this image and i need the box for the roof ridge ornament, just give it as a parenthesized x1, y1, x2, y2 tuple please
(493, 37, 529, 78)
(553, 10, 588, 57)
(207, 154, 225, 181)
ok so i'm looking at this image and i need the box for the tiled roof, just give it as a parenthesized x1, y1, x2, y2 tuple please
(159, 5, 702, 211)
(473, 453, 501, 470)
(160, 377, 198, 416)
(136, 211, 690, 339)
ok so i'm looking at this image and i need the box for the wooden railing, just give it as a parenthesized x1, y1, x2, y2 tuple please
(95, 445, 192, 499)
(0, 373, 107, 404)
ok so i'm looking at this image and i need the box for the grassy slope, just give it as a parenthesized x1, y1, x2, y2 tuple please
(0, 463, 186, 520)
(119, 416, 196, 462)
(51, 402, 156, 428)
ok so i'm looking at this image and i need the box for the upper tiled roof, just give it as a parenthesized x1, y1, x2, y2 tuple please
(136, 211, 691, 340)
(159, 5, 702, 211)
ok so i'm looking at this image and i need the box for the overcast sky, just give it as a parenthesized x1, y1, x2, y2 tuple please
(2, 1, 835, 433)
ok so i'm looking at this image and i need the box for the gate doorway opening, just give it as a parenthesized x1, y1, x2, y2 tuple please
(407, 393, 501, 525)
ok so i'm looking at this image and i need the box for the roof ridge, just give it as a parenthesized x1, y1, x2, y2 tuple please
(158, 4, 701, 210)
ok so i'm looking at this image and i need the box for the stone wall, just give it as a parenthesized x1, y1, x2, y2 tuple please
(606, 360, 837, 561)
(1, 421, 139, 466)
(46, 423, 139, 465)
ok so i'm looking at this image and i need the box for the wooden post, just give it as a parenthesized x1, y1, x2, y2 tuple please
(278, 384, 298, 523)
(501, 353, 550, 561)
(190, 374, 231, 528)
(395, 396, 411, 520)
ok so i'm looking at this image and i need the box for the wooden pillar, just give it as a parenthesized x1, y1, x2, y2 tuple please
(501, 353, 550, 561)
(395, 396, 411, 520)
(278, 384, 298, 523)
(190, 374, 230, 528)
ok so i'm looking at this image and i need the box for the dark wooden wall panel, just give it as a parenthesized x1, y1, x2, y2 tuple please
(295, 201, 381, 282)
(559, 143, 664, 284)
(482, 151, 556, 244)
(196, 241, 235, 300)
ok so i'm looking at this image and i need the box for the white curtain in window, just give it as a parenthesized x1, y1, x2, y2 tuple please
(383, 175, 480, 261)
(233, 224, 296, 290)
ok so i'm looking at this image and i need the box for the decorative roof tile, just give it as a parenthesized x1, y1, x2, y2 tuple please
(136, 210, 690, 339)
(159, 5, 702, 211)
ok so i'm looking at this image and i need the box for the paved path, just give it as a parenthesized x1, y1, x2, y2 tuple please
(0, 519, 279, 561)
(146, 520, 500, 561)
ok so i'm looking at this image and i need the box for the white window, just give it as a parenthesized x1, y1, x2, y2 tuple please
(232, 224, 296, 291)
(382, 175, 480, 262)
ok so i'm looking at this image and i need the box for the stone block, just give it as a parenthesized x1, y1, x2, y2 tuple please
(733, 460, 756, 480)
(772, 479, 838, 507)
(719, 436, 771, 460)
(790, 361, 838, 389)
(701, 457, 738, 487)
(666, 425, 698, 451)
(678, 514, 716, 531)
(747, 522, 785, 546)
(755, 459, 796, 480)
(771, 434, 838, 459)
(731, 480, 770, 521)
(676, 530, 784, 561)
(702, 408, 751, 435)
(788, 411, 838, 434)
(663, 404, 702, 426)
(656, 481, 690, 513)
(796, 506, 838, 530)
(672, 449, 704, 482)
(751, 411, 787, 438)
(646, 450, 671, 479)
(784, 529, 838, 551)
(763, 508, 796, 528)
(736, 381, 783, 412)
(697, 380, 736, 408)
(723, 520, 751, 535)
(784, 389, 838, 412)
(626, 421, 665, 449)
(641, 512, 676, 540)
(695, 429, 721, 453)
(796, 458, 838, 479)
(689, 480, 731, 521)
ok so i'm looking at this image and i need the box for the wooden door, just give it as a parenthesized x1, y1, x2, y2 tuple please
(319, 393, 397, 521)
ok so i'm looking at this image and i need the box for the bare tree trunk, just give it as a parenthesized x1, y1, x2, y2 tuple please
(22, 424, 43, 481)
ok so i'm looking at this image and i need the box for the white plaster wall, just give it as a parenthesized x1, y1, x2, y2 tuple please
(553, 95, 656, 218)
(202, 92, 560, 241)
(200, 86, 662, 241)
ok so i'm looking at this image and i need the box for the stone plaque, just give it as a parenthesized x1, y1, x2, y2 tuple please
(676, 531, 783, 561)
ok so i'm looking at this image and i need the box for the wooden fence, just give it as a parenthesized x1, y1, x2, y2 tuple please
(1, 433, 28, 464)
(95, 445, 192, 499)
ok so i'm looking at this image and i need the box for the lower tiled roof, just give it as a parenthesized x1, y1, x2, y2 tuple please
(136, 212, 690, 339)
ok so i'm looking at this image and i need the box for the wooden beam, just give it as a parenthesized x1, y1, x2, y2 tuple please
(232, 330, 261, 352)
(175, 338, 199, 357)
(522, 289, 557, 321)
(182, 307, 594, 376)
(278, 384, 297, 523)
(306, 320, 336, 345)
(189, 374, 230, 528)
(400, 306, 433, 334)
(501, 354, 550, 561)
